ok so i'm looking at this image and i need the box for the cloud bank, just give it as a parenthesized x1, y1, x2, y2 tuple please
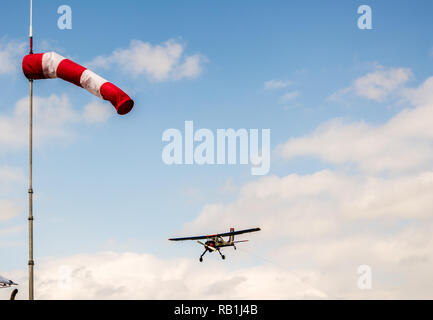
(330, 65, 413, 102)
(0, 252, 326, 300)
(0, 41, 26, 76)
(88, 39, 207, 82)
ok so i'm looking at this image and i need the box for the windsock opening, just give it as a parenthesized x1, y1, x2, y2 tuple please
(117, 98, 134, 115)
(99, 82, 134, 115)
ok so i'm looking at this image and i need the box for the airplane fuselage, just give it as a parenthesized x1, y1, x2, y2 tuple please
(204, 238, 233, 251)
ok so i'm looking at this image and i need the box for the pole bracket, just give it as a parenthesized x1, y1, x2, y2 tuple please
(28, 260, 34, 266)
(28, 188, 33, 194)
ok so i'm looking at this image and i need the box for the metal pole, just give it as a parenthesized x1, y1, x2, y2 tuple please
(29, 0, 33, 53)
(28, 79, 34, 300)
(28, 0, 35, 300)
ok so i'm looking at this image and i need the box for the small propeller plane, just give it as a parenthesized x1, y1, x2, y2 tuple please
(169, 227, 261, 262)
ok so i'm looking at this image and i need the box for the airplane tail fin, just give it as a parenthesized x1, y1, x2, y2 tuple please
(229, 228, 235, 244)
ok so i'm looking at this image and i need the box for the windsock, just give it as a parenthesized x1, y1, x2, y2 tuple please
(22, 52, 134, 115)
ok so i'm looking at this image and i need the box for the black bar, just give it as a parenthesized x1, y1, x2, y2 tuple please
(0, 300, 430, 318)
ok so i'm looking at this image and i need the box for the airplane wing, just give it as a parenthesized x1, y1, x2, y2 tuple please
(169, 227, 261, 241)
(216, 227, 261, 238)
(169, 235, 211, 241)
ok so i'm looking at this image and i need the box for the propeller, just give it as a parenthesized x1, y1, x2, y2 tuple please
(197, 240, 217, 251)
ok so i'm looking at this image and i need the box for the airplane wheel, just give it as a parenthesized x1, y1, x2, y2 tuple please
(222, 255, 225, 260)
(199, 257, 203, 262)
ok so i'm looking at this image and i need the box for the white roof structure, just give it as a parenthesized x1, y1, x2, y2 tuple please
(0, 275, 17, 288)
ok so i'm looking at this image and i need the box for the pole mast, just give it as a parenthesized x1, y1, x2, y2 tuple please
(28, 0, 35, 301)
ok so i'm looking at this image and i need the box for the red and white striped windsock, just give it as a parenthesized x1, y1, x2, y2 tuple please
(22, 52, 134, 115)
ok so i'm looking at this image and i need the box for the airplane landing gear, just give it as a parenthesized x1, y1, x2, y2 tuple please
(218, 250, 225, 260)
(199, 249, 207, 262)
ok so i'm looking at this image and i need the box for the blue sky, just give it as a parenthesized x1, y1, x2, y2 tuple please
(1, 1, 433, 299)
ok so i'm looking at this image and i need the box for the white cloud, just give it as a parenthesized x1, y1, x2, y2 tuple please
(219, 178, 237, 194)
(172, 54, 205, 80)
(37, 40, 65, 54)
(83, 100, 112, 124)
(88, 39, 207, 82)
(330, 66, 413, 102)
(0, 95, 79, 151)
(185, 171, 433, 233)
(0, 200, 22, 222)
(178, 169, 433, 299)
(278, 76, 433, 174)
(402, 75, 433, 107)
(264, 80, 291, 90)
(0, 166, 25, 223)
(0, 94, 113, 152)
(279, 91, 299, 103)
(0, 252, 326, 300)
(0, 166, 24, 192)
(0, 41, 26, 75)
(0, 225, 24, 237)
